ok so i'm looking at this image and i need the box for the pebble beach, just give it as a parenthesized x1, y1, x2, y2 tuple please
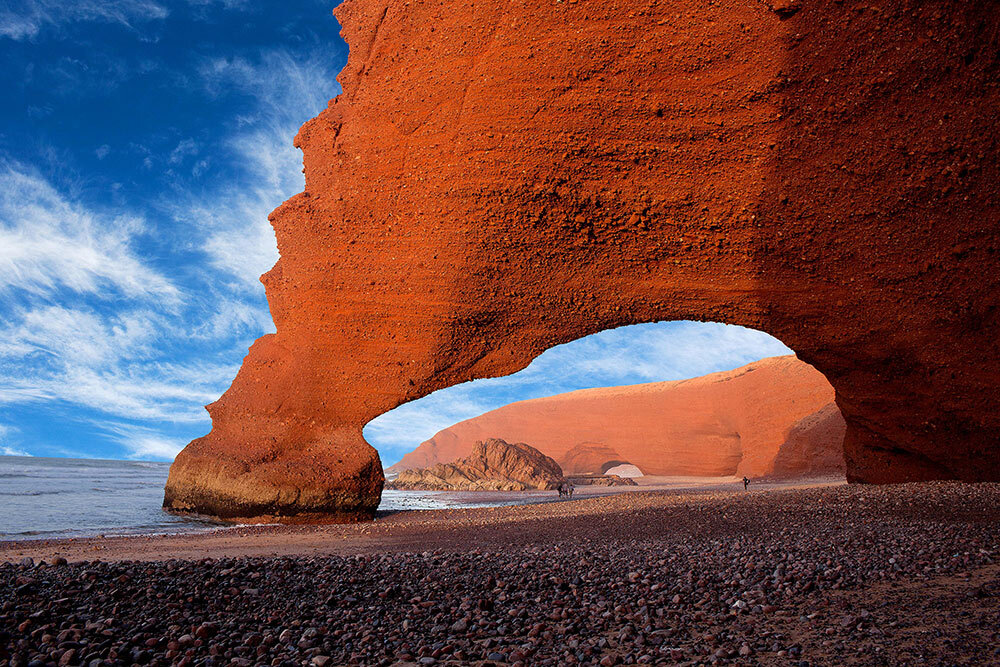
(3, 481, 1000, 665)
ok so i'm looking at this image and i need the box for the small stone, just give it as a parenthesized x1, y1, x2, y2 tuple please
(195, 623, 217, 639)
(768, 0, 801, 18)
(311, 657, 330, 667)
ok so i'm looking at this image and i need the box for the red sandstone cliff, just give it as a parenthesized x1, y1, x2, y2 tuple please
(388, 356, 845, 479)
(164, 0, 1000, 521)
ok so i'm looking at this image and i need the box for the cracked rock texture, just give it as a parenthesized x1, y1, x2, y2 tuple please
(165, 0, 1000, 520)
(388, 356, 845, 479)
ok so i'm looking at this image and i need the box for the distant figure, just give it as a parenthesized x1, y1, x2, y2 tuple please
(567, 482, 574, 498)
(743, 476, 750, 491)
(558, 482, 566, 498)
(558, 481, 575, 498)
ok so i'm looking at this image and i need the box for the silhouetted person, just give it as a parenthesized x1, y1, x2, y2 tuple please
(743, 476, 750, 491)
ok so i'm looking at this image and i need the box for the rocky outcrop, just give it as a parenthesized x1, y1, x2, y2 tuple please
(567, 475, 638, 488)
(389, 356, 845, 479)
(386, 439, 565, 491)
(166, 0, 1000, 520)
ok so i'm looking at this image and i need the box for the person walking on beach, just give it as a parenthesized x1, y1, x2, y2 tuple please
(742, 476, 750, 491)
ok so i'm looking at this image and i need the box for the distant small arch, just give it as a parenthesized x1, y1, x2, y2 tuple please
(603, 463, 644, 477)
(600, 460, 636, 474)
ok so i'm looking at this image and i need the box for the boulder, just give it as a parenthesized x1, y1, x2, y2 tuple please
(387, 439, 565, 491)
(567, 475, 638, 487)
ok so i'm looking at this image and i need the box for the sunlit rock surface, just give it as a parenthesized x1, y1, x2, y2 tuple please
(389, 356, 845, 478)
(166, 0, 1000, 520)
(387, 439, 565, 491)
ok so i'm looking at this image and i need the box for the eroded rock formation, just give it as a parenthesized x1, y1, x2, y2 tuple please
(387, 439, 565, 491)
(568, 475, 638, 488)
(389, 356, 845, 479)
(166, 0, 1000, 520)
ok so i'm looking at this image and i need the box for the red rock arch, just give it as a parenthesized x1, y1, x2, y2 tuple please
(165, 0, 1000, 520)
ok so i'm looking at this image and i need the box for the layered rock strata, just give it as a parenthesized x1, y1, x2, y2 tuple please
(166, 0, 1000, 520)
(389, 356, 845, 479)
(386, 439, 565, 491)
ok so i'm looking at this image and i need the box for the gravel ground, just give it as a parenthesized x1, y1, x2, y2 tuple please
(3, 482, 1000, 666)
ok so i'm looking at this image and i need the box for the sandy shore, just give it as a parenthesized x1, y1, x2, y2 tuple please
(0, 477, 841, 563)
(3, 480, 1000, 665)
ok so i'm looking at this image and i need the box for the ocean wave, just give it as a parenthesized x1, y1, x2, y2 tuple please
(0, 490, 64, 496)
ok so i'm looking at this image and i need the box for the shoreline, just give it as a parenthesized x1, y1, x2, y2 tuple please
(3, 480, 1000, 665)
(0, 477, 843, 561)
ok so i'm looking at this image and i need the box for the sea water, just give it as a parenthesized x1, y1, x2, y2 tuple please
(0, 455, 558, 541)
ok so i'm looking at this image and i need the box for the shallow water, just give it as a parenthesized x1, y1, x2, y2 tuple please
(0, 456, 560, 541)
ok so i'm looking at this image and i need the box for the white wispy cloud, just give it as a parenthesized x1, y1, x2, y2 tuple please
(191, 299, 276, 340)
(0, 425, 29, 456)
(0, 163, 180, 303)
(535, 321, 793, 386)
(0, 305, 159, 365)
(104, 424, 186, 460)
(177, 49, 340, 288)
(168, 138, 199, 165)
(0, 0, 168, 40)
(0, 303, 234, 423)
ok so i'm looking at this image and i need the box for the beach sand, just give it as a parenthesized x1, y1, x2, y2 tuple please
(1, 477, 840, 563)
(3, 479, 1000, 665)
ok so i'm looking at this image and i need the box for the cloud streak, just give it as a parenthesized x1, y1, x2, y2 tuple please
(0, 305, 237, 423)
(0, 164, 180, 303)
(181, 49, 341, 288)
(104, 424, 187, 460)
(0, 0, 168, 40)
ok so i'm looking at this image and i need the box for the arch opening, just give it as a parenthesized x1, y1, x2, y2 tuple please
(365, 320, 847, 487)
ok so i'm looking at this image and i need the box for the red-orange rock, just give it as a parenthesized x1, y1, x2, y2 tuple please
(165, 0, 1000, 520)
(387, 438, 565, 491)
(388, 356, 845, 479)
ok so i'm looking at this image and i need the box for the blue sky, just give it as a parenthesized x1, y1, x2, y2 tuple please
(0, 1, 792, 465)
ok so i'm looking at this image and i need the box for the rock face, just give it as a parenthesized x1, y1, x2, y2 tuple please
(166, 0, 1000, 520)
(389, 356, 845, 479)
(386, 439, 565, 491)
(568, 475, 639, 487)
(771, 404, 848, 478)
